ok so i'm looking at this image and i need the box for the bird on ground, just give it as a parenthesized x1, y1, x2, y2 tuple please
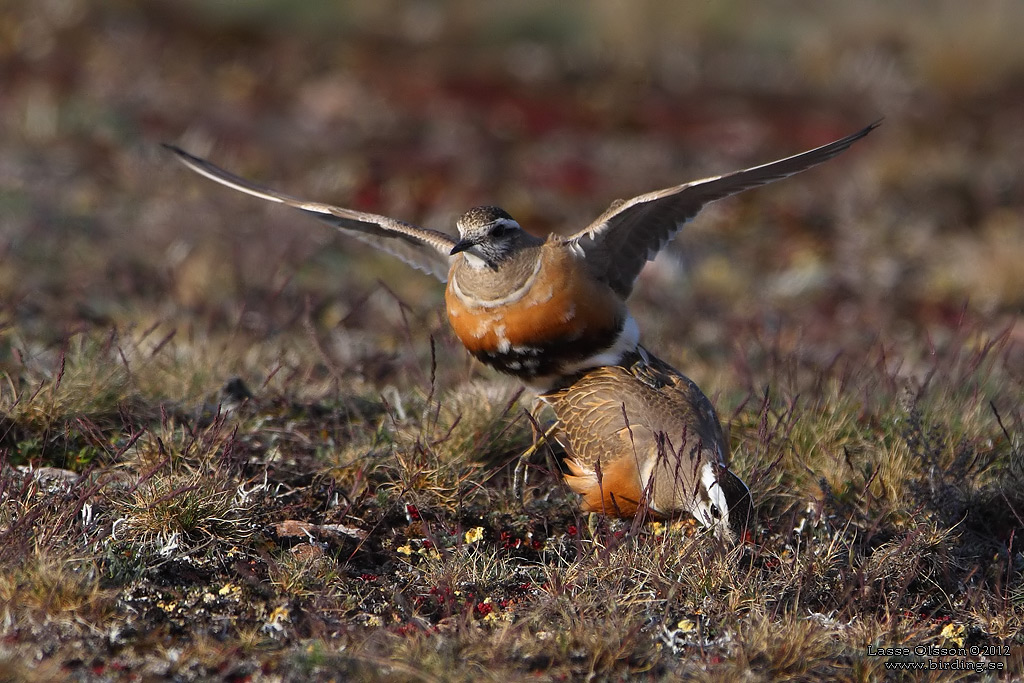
(165, 121, 877, 392)
(517, 348, 753, 543)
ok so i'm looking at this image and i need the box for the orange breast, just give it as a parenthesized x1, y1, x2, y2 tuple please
(444, 247, 623, 361)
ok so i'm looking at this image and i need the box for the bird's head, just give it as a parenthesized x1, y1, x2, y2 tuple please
(691, 465, 754, 546)
(451, 206, 527, 269)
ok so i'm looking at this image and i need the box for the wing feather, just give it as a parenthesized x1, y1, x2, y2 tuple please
(569, 121, 880, 296)
(164, 144, 457, 281)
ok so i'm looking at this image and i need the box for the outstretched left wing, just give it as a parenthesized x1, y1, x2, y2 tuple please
(165, 144, 457, 282)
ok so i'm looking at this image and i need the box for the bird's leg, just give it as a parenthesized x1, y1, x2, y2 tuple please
(512, 421, 560, 505)
(513, 407, 560, 508)
(527, 395, 547, 443)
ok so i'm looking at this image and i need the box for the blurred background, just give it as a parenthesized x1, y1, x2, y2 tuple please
(2, 0, 1022, 394)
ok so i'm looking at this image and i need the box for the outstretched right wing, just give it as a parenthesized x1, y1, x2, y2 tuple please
(165, 144, 457, 282)
(568, 122, 879, 297)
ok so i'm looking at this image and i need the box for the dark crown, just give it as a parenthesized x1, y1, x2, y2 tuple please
(460, 205, 514, 227)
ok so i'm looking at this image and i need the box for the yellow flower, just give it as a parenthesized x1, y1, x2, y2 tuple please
(676, 618, 697, 633)
(464, 527, 485, 544)
(940, 623, 966, 647)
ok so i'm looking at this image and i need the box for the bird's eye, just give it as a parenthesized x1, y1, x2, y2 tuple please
(490, 222, 514, 237)
(709, 504, 722, 520)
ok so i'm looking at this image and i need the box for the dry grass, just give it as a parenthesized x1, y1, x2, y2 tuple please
(2, 326, 1019, 679)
